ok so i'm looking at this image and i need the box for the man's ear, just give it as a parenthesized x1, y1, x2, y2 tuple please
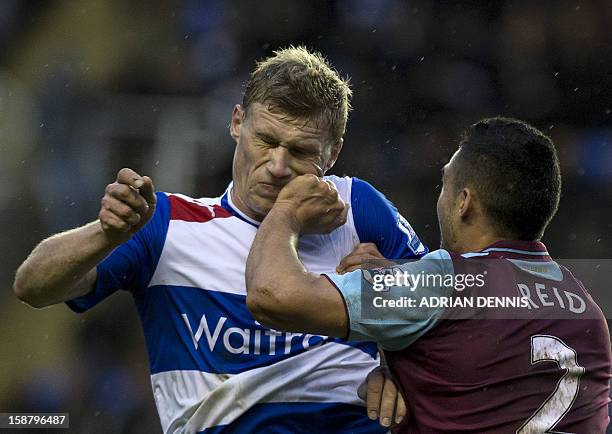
(459, 187, 474, 220)
(230, 105, 244, 143)
(323, 138, 344, 173)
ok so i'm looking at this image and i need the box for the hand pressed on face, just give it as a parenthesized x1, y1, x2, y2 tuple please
(274, 174, 349, 234)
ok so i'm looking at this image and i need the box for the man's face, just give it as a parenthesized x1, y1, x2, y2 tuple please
(230, 103, 338, 220)
(436, 150, 461, 251)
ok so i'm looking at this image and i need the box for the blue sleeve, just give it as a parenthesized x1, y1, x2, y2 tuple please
(65, 192, 170, 313)
(351, 177, 428, 260)
(325, 249, 454, 351)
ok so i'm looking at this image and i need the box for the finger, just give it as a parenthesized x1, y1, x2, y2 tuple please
(139, 175, 157, 206)
(107, 184, 149, 215)
(99, 209, 132, 233)
(395, 389, 407, 425)
(379, 377, 398, 428)
(344, 263, 369, 273)
(323, 179, 337, 191)
(116, 167, 144, 189)
(337, 254, 372, 274)
(366, 369, 384, 421)
(102, 196, 141, 226)
(357, 380, 368, 402)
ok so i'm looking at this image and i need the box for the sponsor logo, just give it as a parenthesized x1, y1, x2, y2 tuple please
(181, 313, 328, 355)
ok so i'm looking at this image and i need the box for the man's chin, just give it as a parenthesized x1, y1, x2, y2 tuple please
(247, 196, 276, 219)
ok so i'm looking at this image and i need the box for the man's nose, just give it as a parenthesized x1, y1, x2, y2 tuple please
(266, 146, 293, 179)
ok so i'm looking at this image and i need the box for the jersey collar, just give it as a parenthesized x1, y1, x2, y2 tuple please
(477, 240, 551, 261)
(220, 182, 261, 228)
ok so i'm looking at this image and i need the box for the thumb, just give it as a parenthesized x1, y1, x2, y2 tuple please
(357, 380, 368, 401)
(337, 203, 350, 226)
(116, 167, 144, 189)
(140, 176, 157, 206)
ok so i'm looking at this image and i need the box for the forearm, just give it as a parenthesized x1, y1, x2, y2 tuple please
(246, 206, 319, 324)
(246, 205, 350, 336)
(14, 221, 118, 307)
(246, 206, 309, 297)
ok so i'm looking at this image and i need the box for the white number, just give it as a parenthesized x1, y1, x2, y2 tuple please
(517, 335, 585, 434)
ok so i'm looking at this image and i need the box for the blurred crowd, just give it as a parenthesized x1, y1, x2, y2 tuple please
(1, 1, 610, 433)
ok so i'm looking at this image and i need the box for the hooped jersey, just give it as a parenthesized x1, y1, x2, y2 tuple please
(67, 175, 427, 434)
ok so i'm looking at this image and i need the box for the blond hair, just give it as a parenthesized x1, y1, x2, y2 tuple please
(243, 46, 352, 144)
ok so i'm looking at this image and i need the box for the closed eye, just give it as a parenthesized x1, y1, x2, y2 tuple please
(257, 133, 279, 146)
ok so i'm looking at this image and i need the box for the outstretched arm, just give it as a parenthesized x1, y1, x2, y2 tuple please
(14, 168, 156, 308)
(245, 175, 350, 337)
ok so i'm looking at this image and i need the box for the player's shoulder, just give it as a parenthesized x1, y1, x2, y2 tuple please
(323, 174, 385, 204)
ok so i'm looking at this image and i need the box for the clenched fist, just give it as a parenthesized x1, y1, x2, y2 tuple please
(99, 168, 156, 244)
(273, 174, 349, 234)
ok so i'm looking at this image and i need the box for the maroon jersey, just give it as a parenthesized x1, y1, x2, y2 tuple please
(386, 241, 611, 433)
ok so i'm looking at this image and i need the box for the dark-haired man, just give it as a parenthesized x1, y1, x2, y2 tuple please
(246, 117, 612, 432)
(14, 47, 422, 433)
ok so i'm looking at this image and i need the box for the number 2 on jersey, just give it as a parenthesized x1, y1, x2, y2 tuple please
(517, 335, 585, 434)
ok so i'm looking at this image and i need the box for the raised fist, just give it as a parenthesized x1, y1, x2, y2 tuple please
(274, 174, 349, 234)
(99, 168, 156, 244)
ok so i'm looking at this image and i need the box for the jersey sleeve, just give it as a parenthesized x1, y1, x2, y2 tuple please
(65, 192, 170, 313)
(350, 177, 427, 260)
(324, 249, 454, 351)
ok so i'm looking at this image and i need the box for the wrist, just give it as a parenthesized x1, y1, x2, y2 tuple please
(269, 202, 303, 234)
(93, 220, 127, 249)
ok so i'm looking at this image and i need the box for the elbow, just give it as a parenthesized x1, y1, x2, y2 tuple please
(13, 272, 45, 309)
(246, 283, 290, 330)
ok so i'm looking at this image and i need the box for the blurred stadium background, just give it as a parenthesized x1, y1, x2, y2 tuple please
(0, 1, 610, 433)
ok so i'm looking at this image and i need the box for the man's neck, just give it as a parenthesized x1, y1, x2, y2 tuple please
(453, 230, 508, 254)
(230, 187, 264, 223)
